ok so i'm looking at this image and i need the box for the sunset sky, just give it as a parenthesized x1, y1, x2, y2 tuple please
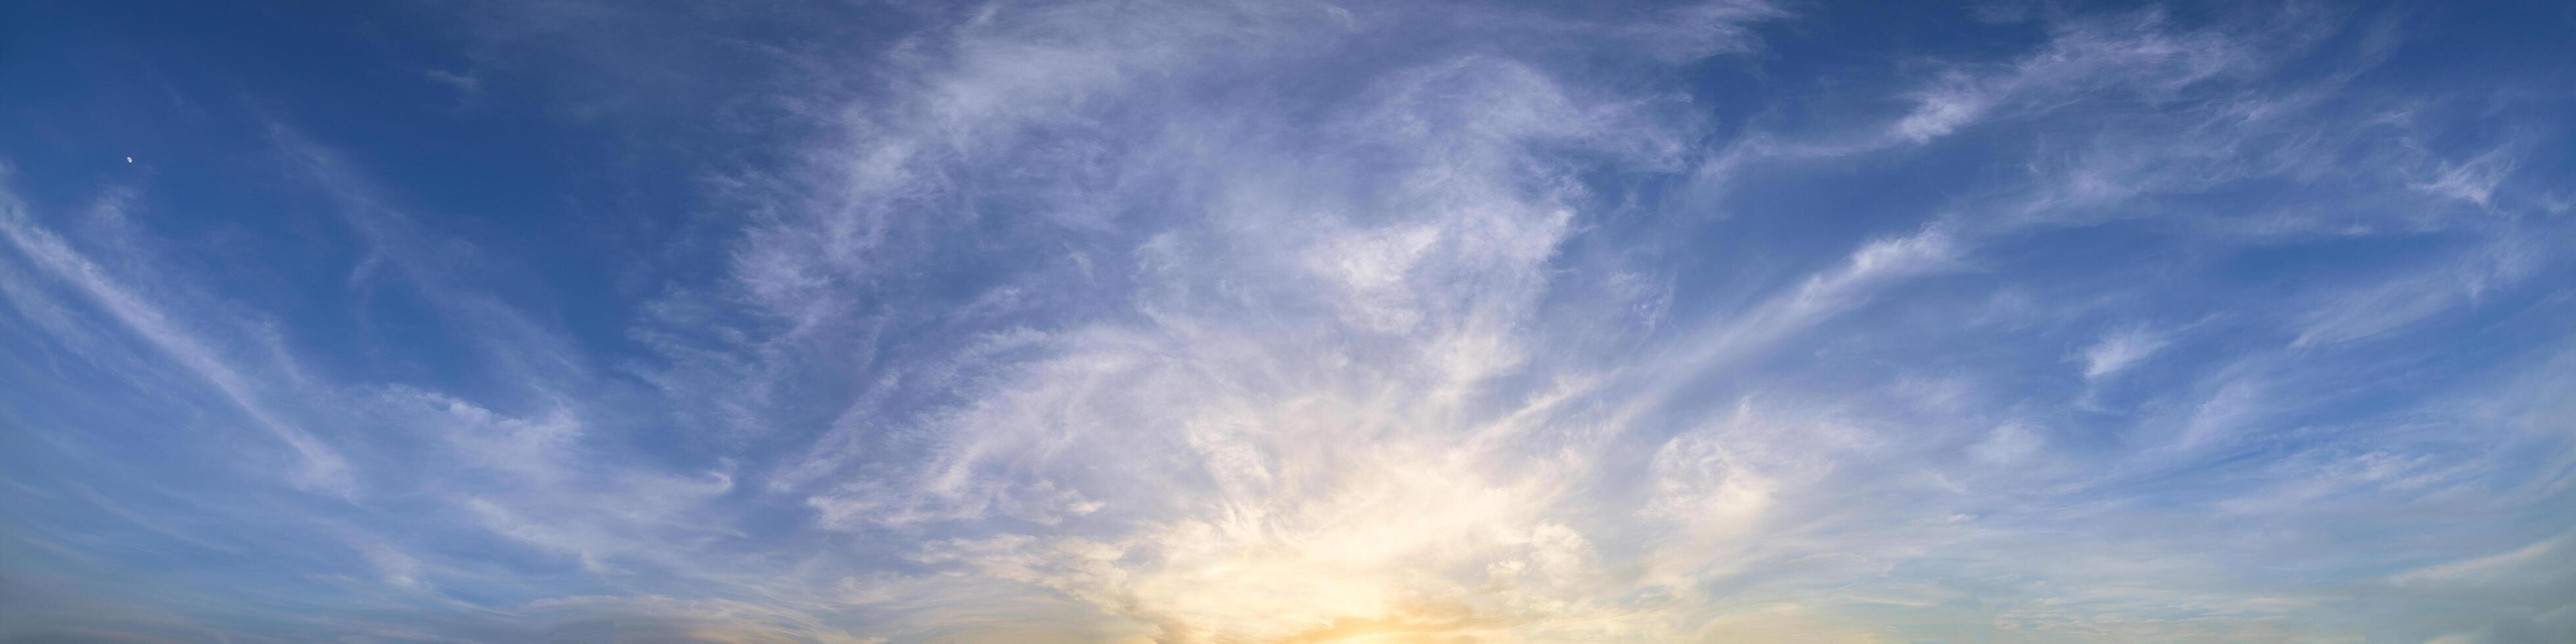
(2, 1, 2573, 642)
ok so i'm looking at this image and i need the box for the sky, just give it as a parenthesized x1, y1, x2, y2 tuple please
(1, 1, 2572, 643)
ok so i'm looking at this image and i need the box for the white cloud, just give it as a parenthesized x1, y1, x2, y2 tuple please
(2293, 239, 2532, 348)
(2080, 325, 2169, 380)
(2416, 147, 2518, 206)
(1970, 422, 2043, 465)
(1890, 8, 2259, 144)
(0, 190, 353, 494)
(7, 1, 2574, 641)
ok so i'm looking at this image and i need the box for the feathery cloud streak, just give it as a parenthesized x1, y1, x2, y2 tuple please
(2, 1, 2573, 642)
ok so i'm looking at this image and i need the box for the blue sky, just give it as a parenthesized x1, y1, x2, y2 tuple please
(1, 1, 2572, 642)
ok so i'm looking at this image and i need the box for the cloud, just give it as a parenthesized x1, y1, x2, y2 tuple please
(2416, 146, 2519, 207)
(0, 187, 353, 494)
(5, 1, 2575, 642)
(423, 69, 481, 95)
(2291, 239, 2533, 348)
(2079, 325, 2167, 380)
(1891, 7, 2263, 143)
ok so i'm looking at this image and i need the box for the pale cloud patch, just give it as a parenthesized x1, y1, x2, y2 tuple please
(2293, 239, 2533, 348)
(2079, 325, 2169, 380)
(2415, 146, 2519, 206)
(1969, 422, 2043, 465)
(1890, 7, 2259, 144)
(0, 187, 354, 494)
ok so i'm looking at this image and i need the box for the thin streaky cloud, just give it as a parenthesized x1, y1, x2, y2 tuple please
(1, 1, 2571, 643)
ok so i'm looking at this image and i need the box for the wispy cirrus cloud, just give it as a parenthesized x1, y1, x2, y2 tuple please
(3, 1, 2573, 643)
